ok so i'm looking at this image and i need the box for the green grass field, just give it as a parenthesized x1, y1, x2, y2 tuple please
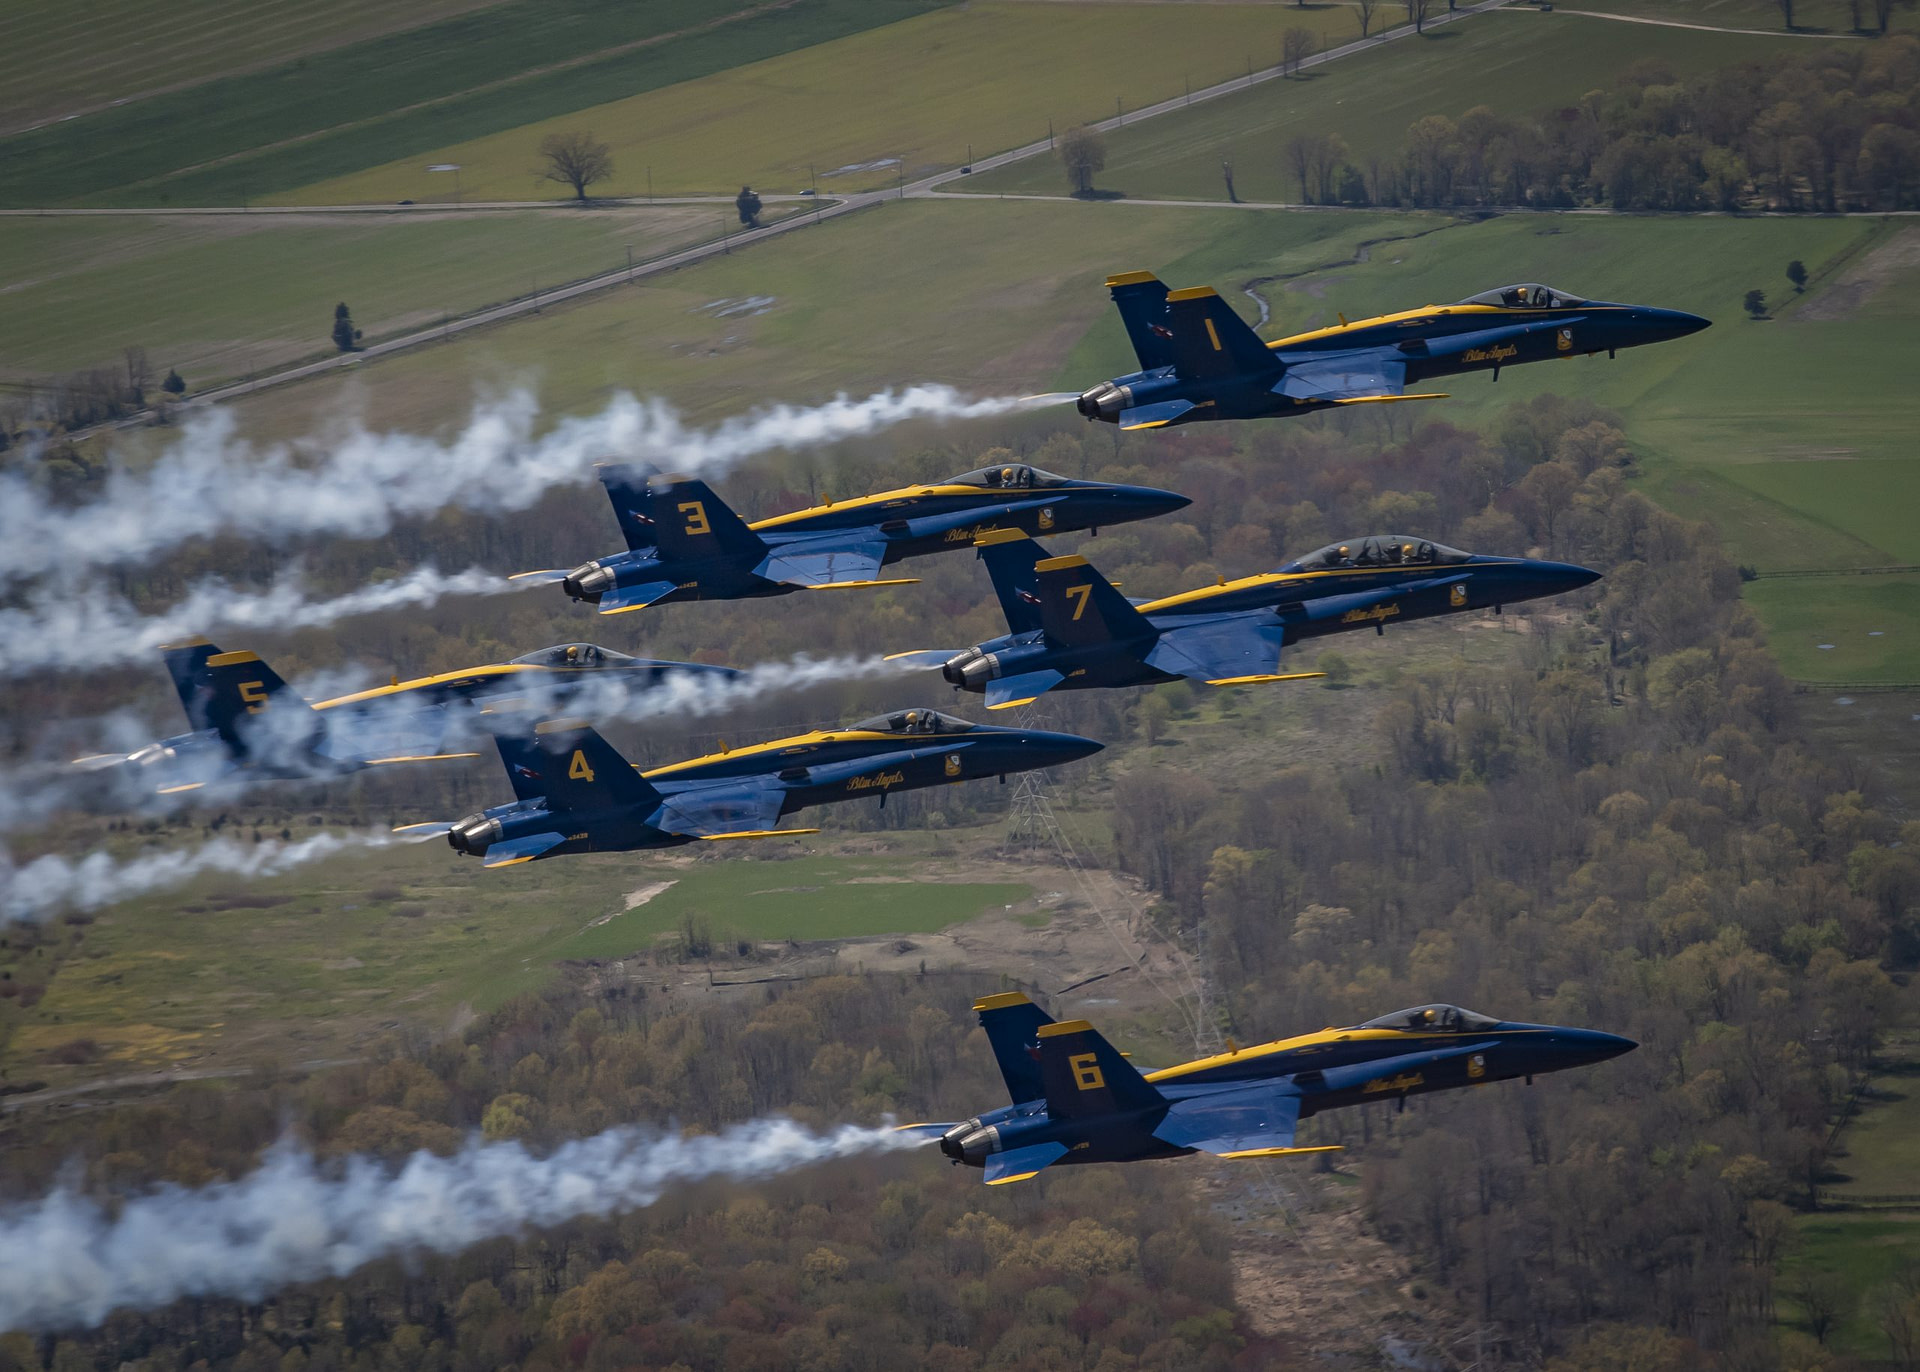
(1563, 0, 1914, 32)
(0, 0, 505, 135)
(962, 9, 1797, 203)
(0, 206, 784, 386)
(0, 0, 946, 209)
(280, 3, 1369, 206)
(1783, 1214, 1920, 1356)
(4, 837, 1028, 1085)
(1740, 577, 1920, 683)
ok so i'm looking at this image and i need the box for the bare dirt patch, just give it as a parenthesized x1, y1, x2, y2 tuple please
(1799, 226, 1920, 321)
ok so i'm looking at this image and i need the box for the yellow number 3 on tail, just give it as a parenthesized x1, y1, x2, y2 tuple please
(569, 749, 596, 782)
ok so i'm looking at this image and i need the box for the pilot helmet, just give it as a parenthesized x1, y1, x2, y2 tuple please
(565, 645, 580, 662)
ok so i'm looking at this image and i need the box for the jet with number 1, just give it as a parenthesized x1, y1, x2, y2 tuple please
(516, 460, 1190, 615)
(900, 994, 1634, 1184)
(1075, 273, 1710, 430)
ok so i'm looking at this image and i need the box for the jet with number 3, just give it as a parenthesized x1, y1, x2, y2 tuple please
(514, 460, 1189, 615)
(898, 993, 1634, 1184)
(1074, 272, 1709, 430)
(397, 707, 1102, 867)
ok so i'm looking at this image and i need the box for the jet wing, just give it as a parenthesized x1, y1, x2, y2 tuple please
(597, 579, 683, 615)
(986, 669, 1065, 710)
(482, 831, 568, 868)
(1151, 1084, 1334, 1158)
(1118, 399, 1197, 431)
(1144, 617, 1291, 686)
(651, 784, 790, 839)
(755, 543, 893, 588)
(1272, 351, 1446, 406)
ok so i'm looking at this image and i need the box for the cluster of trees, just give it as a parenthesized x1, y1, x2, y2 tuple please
(0, 348, 183, 451)
(1282, 37, 1920, 210)
(0, 975, 1275, 1371)
(1099, 402, 1914, 1362)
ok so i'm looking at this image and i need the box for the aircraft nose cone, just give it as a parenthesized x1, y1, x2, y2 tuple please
(1565, 1028, 1637, 1063)
(1544, 560, 1602, 591)
(1031, 730, 1105, 765)
(1649, 307, 1711, 340)
(1134, 485, 1192, 516)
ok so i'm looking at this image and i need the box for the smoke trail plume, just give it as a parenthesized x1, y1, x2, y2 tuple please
(0, 831, 391, 926)
(0, 565, 520, 678)
(0, 385, 1046, 593)
(0, 1118, 925, 1333)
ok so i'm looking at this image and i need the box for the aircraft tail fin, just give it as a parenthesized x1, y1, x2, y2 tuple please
(1165, 286, 1276, 381)
(647, 475, 766, 564)
(597, 462, 659, 552)
(1036, 1018, 1165, 1121)
(159, 637, 223, 731)
(1034, 552, 1153, 648)
(198, 649, 314, 753)
(1106, 270, 1176, 372)
(974, 529, 1047, 634)
(492, 720, 661, 813)
(975, 991, 1056, 1104)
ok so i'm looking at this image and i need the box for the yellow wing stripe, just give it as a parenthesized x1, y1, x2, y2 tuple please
(973, 528, 1030, 548)
(799, 578, 919, 591)
(205, 650, 260, 667)
(1036, 1019, 1093, 1039)
(694, 828, 821, 842)
(1165, 285, 1218, 302)
(1329, 393, 1450, 407)
(364, 752, 482, 764)
(1205, 672, 1325, 687)
(985, 1171, 1043, 1185)
(1033, 554, 1088, 573)
(1105, 270, 1160, 287)
(974, 991, 1033, 1012)
(1218, 1145, 1345, 1160)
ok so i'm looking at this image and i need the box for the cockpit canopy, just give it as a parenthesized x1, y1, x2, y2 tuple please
(1355, 1004, 1503, 1033)
(1285, 535, 1470, 572)
(949, 463, 1070, 491)
(850, 708, 977, 736)
(1458, 283, 1585, 309)
(512, 643, 636, 668)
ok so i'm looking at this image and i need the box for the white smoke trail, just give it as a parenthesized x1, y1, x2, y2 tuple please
(0, 385, 1045, 593)
(0, 831, 392, 926)
(0, 566, 521, 678)
(0, 1118, 927, 1333)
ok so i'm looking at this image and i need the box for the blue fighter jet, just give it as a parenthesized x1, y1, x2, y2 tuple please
(399, 707, 1102, 867)
(896, 530, 1598, 708)
(1076, 272, 1710, 430)
(516, 460, 1189, 614)
(902, 993, 1634, 1184)
(73, 638, 738, 793)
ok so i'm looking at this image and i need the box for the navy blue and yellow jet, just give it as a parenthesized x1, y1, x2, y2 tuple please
(902, 994, 1633, 1183)
(896, 530, 1598, 708)
(398, 707, 1102, 867)
(516, 460, 1189, 614)
(1075, 273, 1710, 430)
(73, 638, 738, 792)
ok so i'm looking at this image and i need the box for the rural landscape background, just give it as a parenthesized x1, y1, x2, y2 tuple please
(4, 0, 1920, 1367)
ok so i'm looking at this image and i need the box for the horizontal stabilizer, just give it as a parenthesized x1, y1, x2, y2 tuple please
(756, 544, 887, 587)
(985, 1141, 1070, 1185)
(1118, 399, 1196, 431)
(1145, 618, 1287, 684)
(1154, 1084, 1301, 1156)
(597, 579, 683, 614)
(986, 670, 1066, 710)
(482, 831, 568, 868)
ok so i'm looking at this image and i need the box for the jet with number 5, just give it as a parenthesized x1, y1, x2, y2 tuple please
(397, 707, 1102, 867)
(898, 993, 1633, 1184)
(514, 460, 1189, 615)
(1074, 272, 1709, 430)
(894, 530, 1598, 708)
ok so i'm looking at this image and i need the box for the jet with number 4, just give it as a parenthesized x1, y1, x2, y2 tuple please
(514, 460, 1189, 614)
(1074, 272, 1710, 430)
(72, 637, 737, 793)
(397, 708, 1101, 867)
(893, 530, 1598, 708)
(898, 993, 1634, 1184)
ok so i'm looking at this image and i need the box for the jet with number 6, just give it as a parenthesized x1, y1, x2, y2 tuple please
(397, 708, 1102, 867)
(513, 460, 1189, 615)
(1075, 272, 1709, 430)
(897, 993, 1634, 1184)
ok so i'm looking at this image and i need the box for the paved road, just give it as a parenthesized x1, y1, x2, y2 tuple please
(70, 0, 1511, 424)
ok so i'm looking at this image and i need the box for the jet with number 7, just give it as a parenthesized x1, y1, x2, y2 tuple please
(514, 460, 1189, 615)
(899, 993, 1634, 1184)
